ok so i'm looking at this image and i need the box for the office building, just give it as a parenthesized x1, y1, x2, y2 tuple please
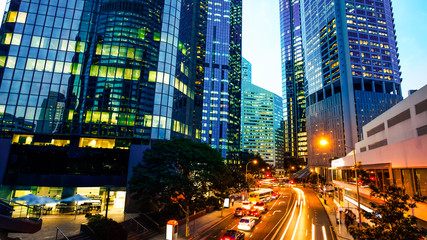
(0, 0, 210, 210)
(330, 84, 427, 223)
(300, 0, 403, 167)
(241, 81, 283, 166)
(279, 0, 307, 161)
(201, 0, 242, 161)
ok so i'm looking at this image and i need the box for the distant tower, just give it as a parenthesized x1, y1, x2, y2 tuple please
(242, 57, 252, 83)
(241, 81, 283, 166)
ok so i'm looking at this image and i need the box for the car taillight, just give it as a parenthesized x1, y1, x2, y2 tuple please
(233, 210, 235, 214)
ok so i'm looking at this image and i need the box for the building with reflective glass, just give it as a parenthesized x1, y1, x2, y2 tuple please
(241, 80, 283, 167)
(300, 0, 403, 167)
(201, 0, 242, 161)
(0, 0, 212, 210)
(242, 57, 251, 83)
(279, 0, 307, 161)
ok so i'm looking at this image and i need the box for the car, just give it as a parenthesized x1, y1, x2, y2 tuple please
(238, 217, 256, 231)
(233, 207, 246, 217)
(241, 201, 252, 210)
(220, 230, 245, 240)
(272, 191, 280, 199)
(253, 202, 267, 213)
(246, 208, 260, 218)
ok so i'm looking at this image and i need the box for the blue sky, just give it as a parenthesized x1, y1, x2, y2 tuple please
(0, 0, 425, 98)
(243, 0, 427, 97)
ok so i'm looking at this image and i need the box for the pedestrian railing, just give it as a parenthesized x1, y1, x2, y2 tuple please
(55, 226, 69, 240)
(124, 211, 148, 232)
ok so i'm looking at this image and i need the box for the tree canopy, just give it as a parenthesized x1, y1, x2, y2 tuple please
(348, 184, 427, 240)
(128, 138, 233, 214)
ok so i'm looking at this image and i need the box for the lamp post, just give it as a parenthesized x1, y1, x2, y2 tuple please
(320, 139, 361, 228)
(245, 160, 258, 183)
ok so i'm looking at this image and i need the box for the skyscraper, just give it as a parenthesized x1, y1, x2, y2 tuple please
(0, 0, 206, 142)
(201, 0, 242, 161)
(300, 0, 403, 166)
(241, 80, 283, 167)
(279, 0, 307, 160)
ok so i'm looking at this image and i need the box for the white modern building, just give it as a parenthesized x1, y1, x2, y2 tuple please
(330, 84, 427, 222)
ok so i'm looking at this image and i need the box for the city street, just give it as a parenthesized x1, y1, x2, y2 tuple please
(194, 187, 336, 240)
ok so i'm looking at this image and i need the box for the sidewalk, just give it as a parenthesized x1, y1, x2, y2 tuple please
(318, 194, 354, 240)
(149, 203, 238, 240)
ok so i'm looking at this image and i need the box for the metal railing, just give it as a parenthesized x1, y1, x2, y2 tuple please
(124, 211, 148, 232)
(55, 226, 69, 240)
(142, 212, 160, 229)
(0, 197, 41, 219)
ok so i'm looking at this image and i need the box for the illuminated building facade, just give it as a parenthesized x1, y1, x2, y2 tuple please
(201, 0, 242, 161)
(279, 0, 307, 161)
(0, 0, 209, 209)
(301, 0, 403, 167)
(241, 81, 283, 166)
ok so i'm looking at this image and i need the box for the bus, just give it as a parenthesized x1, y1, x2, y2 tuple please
(248, 188, 273, 203)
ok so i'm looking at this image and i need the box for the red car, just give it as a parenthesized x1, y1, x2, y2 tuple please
(247, 208, 260, 218)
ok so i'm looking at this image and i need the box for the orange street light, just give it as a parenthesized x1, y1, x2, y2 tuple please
(320, 139, 329, 146)
(245, 160, 258, 182)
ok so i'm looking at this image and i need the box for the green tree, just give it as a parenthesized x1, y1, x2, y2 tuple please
(348, 184, 427, 240)
(128, 138, 233, 237)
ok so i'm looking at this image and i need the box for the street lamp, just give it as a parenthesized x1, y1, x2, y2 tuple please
(320, 139, 361, 227)
(245, 160, 258, 183)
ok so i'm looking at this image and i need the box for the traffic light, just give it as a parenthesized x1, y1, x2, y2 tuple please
(358, 181, 362, 185)
(290, 180, 294, 184)
(266, 173, 270, 177)
(370, 176, 375, 181)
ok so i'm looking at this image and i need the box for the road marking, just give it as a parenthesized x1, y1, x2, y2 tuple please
(279, 201, 287, 205)
(273, 210, 282, 215)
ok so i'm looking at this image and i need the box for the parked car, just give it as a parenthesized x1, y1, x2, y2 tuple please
(220, 230, 245, 240)
(238, 217, 256, 231)
(233, 207, 246, 217)
(253, 202, 267, 213)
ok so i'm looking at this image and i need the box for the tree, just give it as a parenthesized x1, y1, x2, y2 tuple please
(348, 184, 427, 240)
(128, 138, 233, 237)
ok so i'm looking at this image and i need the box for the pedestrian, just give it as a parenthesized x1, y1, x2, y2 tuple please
(231, 198, 234, 206)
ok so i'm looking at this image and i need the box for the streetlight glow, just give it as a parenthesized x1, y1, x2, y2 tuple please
(320, 139, 328, 146)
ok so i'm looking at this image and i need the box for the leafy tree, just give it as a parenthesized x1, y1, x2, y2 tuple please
(128, 138, 233, 237)
(348, 184, 427, 240)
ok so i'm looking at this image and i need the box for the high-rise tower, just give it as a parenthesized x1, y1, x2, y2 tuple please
(279, 0, 307, 161)
(301, 0, 403, 166)
(0, 0, 207, 142)
(201, 0, 242, 161)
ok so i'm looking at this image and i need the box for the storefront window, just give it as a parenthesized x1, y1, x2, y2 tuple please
(415, 169, 427, 197)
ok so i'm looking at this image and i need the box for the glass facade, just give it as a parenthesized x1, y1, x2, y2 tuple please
(241, 57, 251, 83)
(0, 0, 205, 142)
(241, 81, 283, 166)
(201, 0, 242, 160)
(300, 0, 403, 166)
(279, 0, 307, 160)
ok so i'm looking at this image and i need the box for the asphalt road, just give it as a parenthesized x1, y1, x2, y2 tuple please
(196, 186, 336, 240)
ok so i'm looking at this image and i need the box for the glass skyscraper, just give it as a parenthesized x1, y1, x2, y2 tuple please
(300, 0, 403, 166)
(241, 80, 283, 167)
(242, 57, 251, 83)
(0, 0, 207, 142)
(279, 0, 307, 161)
(201, 0, 242, 161)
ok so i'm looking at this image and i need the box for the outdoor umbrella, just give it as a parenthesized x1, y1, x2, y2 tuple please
(60, 194, 90, 219)
(12, 194, 58, 218)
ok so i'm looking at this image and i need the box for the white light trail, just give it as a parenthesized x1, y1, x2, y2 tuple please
(322, 225, 328, 240)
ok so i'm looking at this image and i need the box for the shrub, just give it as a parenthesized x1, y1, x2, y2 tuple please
(86, 214, 127, 240)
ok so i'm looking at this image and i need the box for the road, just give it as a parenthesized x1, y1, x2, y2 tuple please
(196, 187, 336, 240)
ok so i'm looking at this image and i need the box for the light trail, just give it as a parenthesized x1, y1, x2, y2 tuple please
(322, 225, 328, 240)
(279, 201, 298, 240)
